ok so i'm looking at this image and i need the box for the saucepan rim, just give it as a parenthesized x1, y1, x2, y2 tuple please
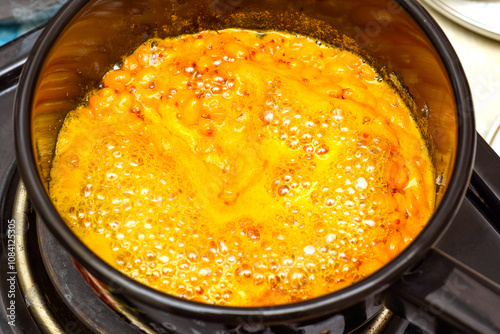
(14, 0, 475, 323)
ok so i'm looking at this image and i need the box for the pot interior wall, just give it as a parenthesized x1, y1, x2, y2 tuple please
(31, 0, 456, 209)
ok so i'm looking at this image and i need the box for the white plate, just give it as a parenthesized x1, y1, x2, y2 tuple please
(420, 0, 500, 41)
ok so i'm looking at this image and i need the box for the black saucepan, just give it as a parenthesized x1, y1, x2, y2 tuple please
(14, 0, 500, 333)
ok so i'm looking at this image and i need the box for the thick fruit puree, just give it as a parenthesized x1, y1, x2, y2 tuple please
(49, 29, 435, 306)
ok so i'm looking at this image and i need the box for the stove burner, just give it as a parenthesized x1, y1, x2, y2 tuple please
(2, 171, 140, 333)
(26, 177, 156, 332)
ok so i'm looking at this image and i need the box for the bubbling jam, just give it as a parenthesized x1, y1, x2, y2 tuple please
(49, 29, 435, 306)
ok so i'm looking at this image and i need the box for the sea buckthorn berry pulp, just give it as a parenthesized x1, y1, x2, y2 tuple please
(49, 29, 435, 307)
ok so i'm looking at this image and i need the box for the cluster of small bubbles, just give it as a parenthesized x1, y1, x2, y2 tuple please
(59, 132, 203, 285)
(263, 94, 333, 160)
(185, 65, 236, 99)
(263, 106, 401, 297)
(257, 118, 396, 297)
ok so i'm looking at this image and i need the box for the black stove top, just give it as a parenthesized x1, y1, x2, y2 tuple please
(1, 28, 500, 334)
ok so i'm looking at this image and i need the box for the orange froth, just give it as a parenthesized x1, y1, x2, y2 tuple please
(49, 29, 435, 306)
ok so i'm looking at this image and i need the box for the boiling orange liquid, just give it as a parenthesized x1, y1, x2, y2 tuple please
(49, 29, 435, 306)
